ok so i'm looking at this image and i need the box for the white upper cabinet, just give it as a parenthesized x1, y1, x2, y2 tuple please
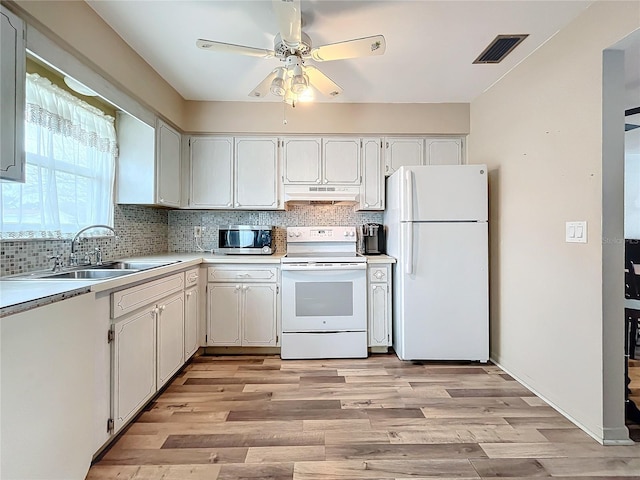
(323, 138, 361, 185)
(425, 137, 463, 166)
(283, 137, 361, 186)
(1, 6, 25, 183)
(190, 137, 233, 208)
(189, 136, 282, 210)
(155, 120, 182, 207)
(359, 138, 384, 211)
(282, 137, 322, 184)
(384, 137, 423, 176)
(235, 137, 281, 209)
(116, 114, 182, 207)
(384, 136, 464, 175)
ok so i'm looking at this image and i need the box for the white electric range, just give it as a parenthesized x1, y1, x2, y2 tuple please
(280, 226, 368, 359)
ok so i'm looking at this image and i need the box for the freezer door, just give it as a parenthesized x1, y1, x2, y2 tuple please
(399, 165, 488, 222)
(396, 221, 488, 361)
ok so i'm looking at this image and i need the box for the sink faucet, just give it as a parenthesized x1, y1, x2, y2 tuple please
(70, 224, 118, 266)
(48, 254, 63, 272)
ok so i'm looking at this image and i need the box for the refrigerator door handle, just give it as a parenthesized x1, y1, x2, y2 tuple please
(405, 169, 413, 222)
(406, 222, 413, 275)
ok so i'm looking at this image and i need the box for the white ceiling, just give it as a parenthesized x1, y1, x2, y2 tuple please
(86, 0, 596, 104)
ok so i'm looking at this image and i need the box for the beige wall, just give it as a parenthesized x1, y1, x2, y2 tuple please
(469, 1, 639, 443)
(184, 101, 469, 135)
(10, 0, 185, 127)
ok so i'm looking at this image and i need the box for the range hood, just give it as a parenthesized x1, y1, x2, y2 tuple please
(284, 185, 360, 205)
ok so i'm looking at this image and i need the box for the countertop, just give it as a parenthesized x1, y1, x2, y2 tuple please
(0, 252, 394, 316)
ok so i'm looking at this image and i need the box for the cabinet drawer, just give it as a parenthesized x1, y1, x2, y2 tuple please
(112, 273, 184, 319)
(369, 266, 389, 283)
(207, 266, 278, 283)
(185, 268, 200, 287)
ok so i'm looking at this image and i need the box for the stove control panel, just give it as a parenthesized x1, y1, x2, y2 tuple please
(286, 226, 357, 243)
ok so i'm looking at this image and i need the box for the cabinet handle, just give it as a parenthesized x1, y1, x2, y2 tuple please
(237, 273, 250, 278)
(242, 285, 249, 291)
(159, 305, 166, 312)
(227, 202, 232, 207)
(159, 198, 164, 203)
(186, 292, 192, 298)
(235, 202, 240, 207)
(235, 285, 241, 290)
(365, 203, 370, 208)
(316, 179, 321, 184)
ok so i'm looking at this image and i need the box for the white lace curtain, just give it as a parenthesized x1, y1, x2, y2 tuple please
(0, 73, 117, 240)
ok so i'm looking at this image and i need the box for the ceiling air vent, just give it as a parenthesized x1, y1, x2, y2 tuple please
(473, 34, 529, 64)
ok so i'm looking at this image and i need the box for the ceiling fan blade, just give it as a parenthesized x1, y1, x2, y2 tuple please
(311, 35, 386, 62)
(305, 65, 343, 98)
(196, 38, 274, 58)
(248, 69, 279, 98)
(272, 0, 302, 47)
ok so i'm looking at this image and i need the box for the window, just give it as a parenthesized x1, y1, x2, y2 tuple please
(0, 73, 117, 239)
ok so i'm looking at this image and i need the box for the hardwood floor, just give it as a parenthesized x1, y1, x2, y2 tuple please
(87, 353, 640, 480)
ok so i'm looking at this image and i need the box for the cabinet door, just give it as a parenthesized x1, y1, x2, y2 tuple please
(323, 138, 360, 185)
(190, 136, 233, 208)
(157, 292, 185, 388)
(112, 306, 156, 432)
(156, 119, 182, 207)
(207, 284, 241, 346)
(184, 286, 199, 360)
(360, 138, 384, 210)
(235, 137, 281, 209)
(384, 137, 424, 176)
(0, 6, 25, 182)
(283, 137, 321, 184)
(368, 283, 389, 347)
(116, 113, 156, 204)
(242, 283, 277, 346)
(425, 137, 463, 165)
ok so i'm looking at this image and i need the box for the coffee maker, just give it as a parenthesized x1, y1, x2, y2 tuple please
(360, 223, 386, 255)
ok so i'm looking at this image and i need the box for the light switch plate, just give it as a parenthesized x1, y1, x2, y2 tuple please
(566, 221, 587, 243)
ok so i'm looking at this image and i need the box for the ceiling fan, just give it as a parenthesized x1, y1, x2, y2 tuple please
(196, 0, 386, 105)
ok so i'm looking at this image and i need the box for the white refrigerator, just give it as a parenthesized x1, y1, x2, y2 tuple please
(384, 165, 489, 361)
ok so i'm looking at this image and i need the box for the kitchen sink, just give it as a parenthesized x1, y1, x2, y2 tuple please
(3, 260, 180, 280)
(98, 261, 178, 270)
(44, 269, 136, 279)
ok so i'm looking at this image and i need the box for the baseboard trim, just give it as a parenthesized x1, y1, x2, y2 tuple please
(490, 357, 633, 445)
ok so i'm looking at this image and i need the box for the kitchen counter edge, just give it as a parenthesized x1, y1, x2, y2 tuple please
(0, 252, 398, 316)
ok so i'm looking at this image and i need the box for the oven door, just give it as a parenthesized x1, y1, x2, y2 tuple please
(281, 264, 367, 332)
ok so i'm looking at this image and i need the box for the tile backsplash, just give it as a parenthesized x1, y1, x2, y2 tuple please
(170, 205, 383, 253)
(1, 204, 382, 276)
(0, 205, 168, 276)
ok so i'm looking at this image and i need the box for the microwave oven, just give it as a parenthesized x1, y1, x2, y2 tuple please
(218, 225, 274, 255)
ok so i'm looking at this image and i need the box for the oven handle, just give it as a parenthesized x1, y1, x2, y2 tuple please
(281, 263, 367, 271)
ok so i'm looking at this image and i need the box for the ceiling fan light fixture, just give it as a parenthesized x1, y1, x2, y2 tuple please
(270, 69, 286, 96)
(291, 71, 308, 94)
(297, 86, 314, 102)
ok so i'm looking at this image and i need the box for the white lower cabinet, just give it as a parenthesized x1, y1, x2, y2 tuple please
(242, 284, 278, 346)
(110, 271, 186, 435)
(112, 305, 157, 432)
(207, 265, 279, 347)
(156, 291, 185, 388)
(368, 264, 393, 348)
(207, 284, 242, 345)
(207, 283, 278, 346)
(184, 285, 200, 359)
